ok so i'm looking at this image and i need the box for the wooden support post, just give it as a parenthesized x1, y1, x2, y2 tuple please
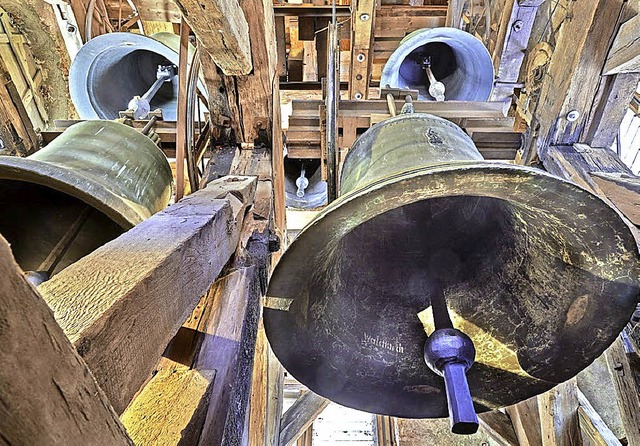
(375, 415, 397, 446)
(279, 391, 330, 446)
(175, 18, 190, 201)
(520, 0, 635, 164)
(349, 0, 375, 100)
(577, 389, 623, 446)
(265, 347, 286, 446)
(606, 338, 640, 445)
(505, 396, 543, 446)
(538, 380, 583, 446)
(445, 0, 464, 28)
(170, 0, 252, 75)
(0, 236, 132, 445)
(0, 56, 37, 155)
(38, 176, 256, 414)
(478, 411, 519, 446)
(604, 13, 640, 75)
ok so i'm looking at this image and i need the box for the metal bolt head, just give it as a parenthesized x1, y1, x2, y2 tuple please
(356, 53, 366, 63)
(360, 13, 370, 21)
(512, 20, 524, 32)
(567, 110, 580, 122)
(67, 23, 76, 33)
(354, 92, 363, 100)
(356, 74, 363, 81)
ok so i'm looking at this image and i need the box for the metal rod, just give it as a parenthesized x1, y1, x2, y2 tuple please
(442, 363, 479, 434)
(37, 206, 92, 276)
(141, 115, 158, 136)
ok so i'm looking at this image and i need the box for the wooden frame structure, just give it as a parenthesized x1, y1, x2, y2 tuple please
(0, 0, 639, 444)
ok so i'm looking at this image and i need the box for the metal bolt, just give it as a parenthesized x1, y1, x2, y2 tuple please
(512, 20, 524, 32)
(354, 92, 363, 100)
(67, 23, 76, 33)
(356, 74, 363, 81)
(356, 53, 366, 63)
(567, 110, 580, 122)
(360, 13, 370, 21)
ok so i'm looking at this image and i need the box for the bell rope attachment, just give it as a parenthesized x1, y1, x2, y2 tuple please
(380, 28, 494, 101)
(264, 113, 640, 432)
(0, 120, 173, 276)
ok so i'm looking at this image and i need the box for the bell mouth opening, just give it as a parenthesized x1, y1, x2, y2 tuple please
(265, 164, 639, 418)
(399, 42, 457, 98)
(89, 48, 177, 120)
(284, 158, 328, 209)
(0, 180, 123, 274)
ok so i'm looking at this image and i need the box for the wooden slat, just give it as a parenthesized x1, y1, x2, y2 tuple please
(349, 0, 376, 99)
(590, 172, 640, 225)
(37, 176, 256, 414)
(604, 13, 640, 75)
(0, 235, 132, 445)
(478, 411, 519, 446)
(445, 0, 464, 27)
(538, 380, 583, 446)
(505, 397, 543, 446)
(175, 19, 189, 201)
(605, 338, 640, 445)
(280, 392, 330, 446)
(577, 389, 622, 446)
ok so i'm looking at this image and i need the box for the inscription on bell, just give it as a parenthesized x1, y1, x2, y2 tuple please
(362, 332, 405, 354)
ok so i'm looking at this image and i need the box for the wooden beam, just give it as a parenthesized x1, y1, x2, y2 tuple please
(376, 415, 397, 446)
(37, 176, 256, 414)
(266, 347, 285, 446)
(0, 235, 132, 445)
(590, 172, 640, 226)
(170, 0, 252, 75)
(577, 389, 622, 446)
(445, 0, 464, 28)
(521, 0, 629, 164)
(0, 56, 37, 155)
(606, 337, 640, 445)
(349, 0, 375, 100)
(604, 13, 640, 75)
(538, 380, 583, 446)
(175, 18, 190, 201)
(279, 391, 330, 446)
(505, 396, 542, 446)
(478, 411, 519, 446)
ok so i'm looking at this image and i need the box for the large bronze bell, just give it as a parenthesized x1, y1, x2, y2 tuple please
(264, 113, 640, 431)
(380, 28, 494, 101)
(0, 120, 173, 276)
(69, 32, 204, 120)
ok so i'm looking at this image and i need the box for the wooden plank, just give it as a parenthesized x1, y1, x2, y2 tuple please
(276, 15, 288, 77)
(0, 235, 132, 445)
(170, 0, 251, 74)
(349, 0, 376, 99)
(445, 0, 464, 27)
(505, 397, 543, 446)
(604, 13, 640, 75)
(590, 172, 640, 226)
(105, 0, 182, 22)
(266, 347, 286, 446)
(478, 411, 519, 446)
(272, 79, 287, 238)
(605, 337, 640, 445)
(248, 318, 269, 445)
(303, 40, 318, 81)
(280, 391, 330, 446)
(538, 381, 583, 446)
(0, 56, 37, 155)
(120, 369, 216, 445)
(37, 176, 257, 414)
(577, 389, 622, 446)
(175, 19, 189, 201)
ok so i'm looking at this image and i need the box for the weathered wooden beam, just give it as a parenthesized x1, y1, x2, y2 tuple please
(538, 380, 583, 446)
(590, 172, 640, 226)
(606, 337, 640, 445)
(170, 0, 252, 75)
(604, 13, 640, 75)
(175, 18, 190, 201)
(478, 411, 519, 446)
(280, 391, 330, 446)
(577, 388, 622, 446)
(0, 56, 37, 155)
(266, 347, 286, 446)
(521, 0, 629, 164)
(505, 396, 542, 446)
(445, 0, 464, 28)
(349, 0, 375, 100)
(37, 176, 256, 414)
(0, 235, 132, 445)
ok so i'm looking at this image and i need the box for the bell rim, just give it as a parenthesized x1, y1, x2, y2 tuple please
(0, 156, 146, 229)
(265, 162, 640, 417)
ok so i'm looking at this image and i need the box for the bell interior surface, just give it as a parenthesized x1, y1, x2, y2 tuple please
(69, 32, 204, 120)
(0, 121, 173, 275)
(285, 158, 328, 209)
(264, 113, 640, 419)
(380, 28, 495, 101)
